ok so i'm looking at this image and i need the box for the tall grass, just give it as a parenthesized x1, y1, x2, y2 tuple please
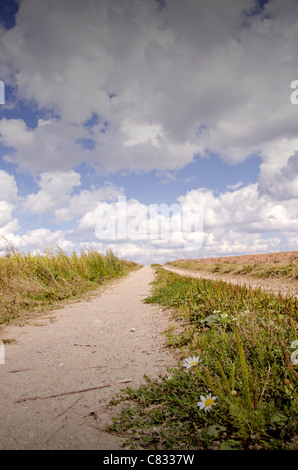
(107, 268, 298, 450)
(0, 245, 138, 326)
(168, 258, 298, 280)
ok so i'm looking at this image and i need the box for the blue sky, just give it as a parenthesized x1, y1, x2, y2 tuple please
(0, 0, 297, 264)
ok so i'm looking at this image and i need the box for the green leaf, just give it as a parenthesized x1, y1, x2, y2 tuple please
(220, 439, 242, 450)
(206, 424, 227, 438)
(271, 413, 288, 426)
(204, 314, 220, 326)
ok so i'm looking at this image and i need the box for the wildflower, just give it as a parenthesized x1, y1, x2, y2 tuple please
(291, 349, 298, 366)
(182, 355, 201, 369)
(197, 394, 217, 412)
(239, 310, 249, 317)
(220, 313, 229, 319)
(213, 310, 221, 314)
(291, 340, 298, 350)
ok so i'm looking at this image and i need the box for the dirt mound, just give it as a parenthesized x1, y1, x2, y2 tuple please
(164, 250, 298, 299)
(183, 251, 298, 266)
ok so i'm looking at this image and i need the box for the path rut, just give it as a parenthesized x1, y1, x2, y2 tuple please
(0, 266, 176, 450)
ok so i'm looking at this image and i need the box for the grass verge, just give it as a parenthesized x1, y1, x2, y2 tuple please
(0, 244, 139, 327)
(167, 258, 298, 280)
(106, 268, 298, 450)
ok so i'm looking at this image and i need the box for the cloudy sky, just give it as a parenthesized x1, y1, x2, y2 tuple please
(0, 0, 297, 264)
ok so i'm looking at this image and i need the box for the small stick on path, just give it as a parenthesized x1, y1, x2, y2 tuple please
(53, 395, 82, 421)
(15, 384, 111, 404)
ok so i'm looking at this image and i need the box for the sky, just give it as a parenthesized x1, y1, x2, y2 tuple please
(0, 0, 297, 265)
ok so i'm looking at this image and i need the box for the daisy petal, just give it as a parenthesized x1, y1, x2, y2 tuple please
(291, 349, 298, 365)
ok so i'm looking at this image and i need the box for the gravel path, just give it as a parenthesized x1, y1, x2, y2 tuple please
(0, 266, 177, 450)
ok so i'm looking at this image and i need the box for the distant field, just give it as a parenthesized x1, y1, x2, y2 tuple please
(0, 246, 138, 327)
(167, 251, 298, 281)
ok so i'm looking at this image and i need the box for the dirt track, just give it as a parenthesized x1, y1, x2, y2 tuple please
(1, 256, 297, 450)
(0, 266, 177, 450)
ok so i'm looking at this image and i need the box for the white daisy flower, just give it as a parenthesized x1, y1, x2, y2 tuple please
(213, 310, 221, 314)
(291, 349, 298, 366)
(197, 393, 217, 413)
(182, 355, 201, 369)
(220, 313, 229, 319)
(239, 310, 250, 316)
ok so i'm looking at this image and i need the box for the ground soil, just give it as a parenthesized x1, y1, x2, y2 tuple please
(165, 251, 298, 298)
(0, 266, 177, 450)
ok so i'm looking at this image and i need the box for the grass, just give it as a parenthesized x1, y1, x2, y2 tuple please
(0, 244, 139, 327)
(107, 268, 298, 450)
(167, 258, 298, 280)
